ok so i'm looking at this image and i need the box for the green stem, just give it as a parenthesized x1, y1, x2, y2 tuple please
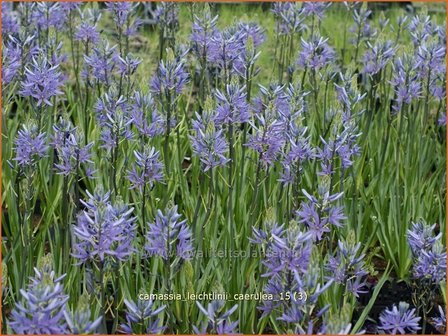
(200, 171, 214, 255)
(142, 182, 147, 234)
(112, 266, 120, 334)
(192, 171, 204, 238)
(25, 173, 33, 283)
(61, 175, 69, 269)
(250, 152, 263, 228)
(99, 260, 107, 333)
(423, 66, 432, 128)
(227, 120, 235, 249)
(353, 22, 362, 64)
(164, 91, 172, 176)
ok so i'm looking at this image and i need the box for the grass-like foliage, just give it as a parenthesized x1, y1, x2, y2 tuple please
(1, 1, 446, 335)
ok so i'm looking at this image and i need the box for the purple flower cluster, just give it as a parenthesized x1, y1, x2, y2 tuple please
(52, 119, 94, 177)
(64, 294, 103, 334)
(9, 268, 69, 334)
(408, 14, 436, 47)
(75, 16, 100, 45)
(248, 84, 312, 171)
(31, 2, 68, 32)
(252, 84, 289, 118)
(378, 302, 421, 334)
(3, 34, 39, 87)
(233, 22, 265, 76)
(407, 221, 442, 254)
(208, 27, 246, 79)
(412, 242, 446, 283)
(14, 124, 49, 168)
(128, 147, 164, 191)
(271, 3, 305, 35)
(362, 40, 395, 75)
(105, 2, 140, 36)
(154, 2, 179, 29)
(317, 314, 354, 335)
(84, 42, 119, 85)
(301, 2, 331, 21)
(431, 305, 446, 334)
(316, 124, 361, 175)
(73, 189, 136, 263)
(334, 72, 367, 116)
(391, 56, 421, 113)
(326, 240, 368, 297)
(246, 113, 285, 167)
(117, 54, 141, 78)
(407, 221, 446, 283)
(129, 91, 165, 138)
(238, 22, 266, 49)
(415, 41, 446, 100)
(215, 84, 250, 125)
(416, 42, 446, 78)
(349, 6, 377, 45)
(4, 2, 447, 334)
(246, 92, 286, 167)
(151, 54, 189, 96)
(120, 296, 166, 334)
(2, 2, 20, 36)
(20, 56, 65, 106)
(10, 263, 102, 335)
(193, 301, 238, 334)
(251, 222, 313, 278)
(190, 9, 219, 62)
(278, 264, 334, 326)
(280, 83, 309, 131)
(2, 39, 22, 86)
(94, 90, 133, 151)
(250, 219, 333, 327)
(279, 127, 313, 186)
(60, 2, 81, 14)
(297, 36, 336, 71)
(296, 188, 346, 241)
(145, 205, 193, 261)
(190, 108, 230, 172)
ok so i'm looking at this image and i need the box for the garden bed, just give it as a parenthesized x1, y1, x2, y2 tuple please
(1, 1, 446, 335)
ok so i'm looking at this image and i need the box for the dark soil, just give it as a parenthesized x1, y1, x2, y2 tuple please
(354, 279, 443, 334)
